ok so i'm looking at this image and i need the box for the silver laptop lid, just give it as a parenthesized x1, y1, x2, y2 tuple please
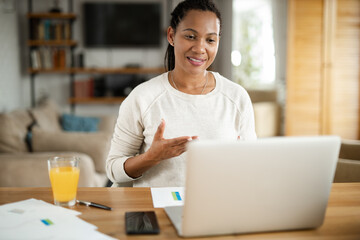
(181, 136, 341, 237)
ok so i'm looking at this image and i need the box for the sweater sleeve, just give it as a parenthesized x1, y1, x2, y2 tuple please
(106, 94, 145, 184)
(218, 72, 257, 140)
(239, 91, 257, 140)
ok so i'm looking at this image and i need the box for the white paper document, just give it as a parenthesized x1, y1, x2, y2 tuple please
(151, 187, 185, 208)
(0, 198, 116, 240)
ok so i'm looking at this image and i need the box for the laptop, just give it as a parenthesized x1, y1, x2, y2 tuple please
(164, 136, 341, 237)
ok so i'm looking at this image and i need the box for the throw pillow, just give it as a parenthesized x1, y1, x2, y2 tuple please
(61, 114, 100, 132)
(32, 128, 111, 173)
(0, 110, 33, 153)
(30, 98, 62, 132)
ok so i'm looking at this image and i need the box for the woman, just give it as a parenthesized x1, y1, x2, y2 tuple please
(106, 0, 257, 187)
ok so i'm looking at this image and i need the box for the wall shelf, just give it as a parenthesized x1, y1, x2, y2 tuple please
(72, 67, 165, 74)
(28, 67, 165, 74)
(28, 40, 77, 46)
(28, 68, 72, 74)
(27, 13, 77, 19)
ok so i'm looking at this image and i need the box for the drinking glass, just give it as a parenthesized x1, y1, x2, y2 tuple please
(48, 156, 80, 207)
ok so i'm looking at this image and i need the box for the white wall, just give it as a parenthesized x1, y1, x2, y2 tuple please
(0, 0, 23, 112)
(272, 0, 288, 135)
(213, 0, 233, 80)
(272, 0, 287, 104)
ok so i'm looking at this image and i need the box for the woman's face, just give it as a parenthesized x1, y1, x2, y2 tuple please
(168, 10, 220, 75)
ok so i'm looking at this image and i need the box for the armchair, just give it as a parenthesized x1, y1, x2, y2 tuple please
(334, 139, 360, 182)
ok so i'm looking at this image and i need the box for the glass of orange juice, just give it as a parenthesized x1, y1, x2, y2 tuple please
(48, 156, 80, 207)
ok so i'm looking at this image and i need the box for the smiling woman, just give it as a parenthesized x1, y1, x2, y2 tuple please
(106, 0, 257, 188)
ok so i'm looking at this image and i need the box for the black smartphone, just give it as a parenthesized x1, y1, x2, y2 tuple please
(125, 211, 160, 234)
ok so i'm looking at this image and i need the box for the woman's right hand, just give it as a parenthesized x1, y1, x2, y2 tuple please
(124, 119, 197, 178)
(146, 119, 196, 162)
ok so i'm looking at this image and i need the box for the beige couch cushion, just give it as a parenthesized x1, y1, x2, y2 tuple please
(0, 152, 107, 187)
(334, 139, 360, 183)
(0, 110, 33, 153)
(30, 99, 62, 132)
(334, 158, 360, 182)
(339, 139, 360, 160)
(97, 115, 117, 133)
(32, 128, 111, 173)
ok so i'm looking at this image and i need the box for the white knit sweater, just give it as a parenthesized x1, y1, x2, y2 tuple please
(106, 72, 257, 187)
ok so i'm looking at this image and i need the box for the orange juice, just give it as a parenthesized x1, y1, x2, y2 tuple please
(49, 166, 80, 202)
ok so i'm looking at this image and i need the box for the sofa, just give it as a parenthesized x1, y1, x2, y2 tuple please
(0, 99, 116, 187)
(334, 139, 360, 182)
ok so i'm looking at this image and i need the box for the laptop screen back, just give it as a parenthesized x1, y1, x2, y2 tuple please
(181, 136, 340, 237)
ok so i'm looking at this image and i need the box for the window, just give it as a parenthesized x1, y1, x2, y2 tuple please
(232, 0, 275, 89)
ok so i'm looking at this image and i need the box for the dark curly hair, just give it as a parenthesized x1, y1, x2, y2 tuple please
(164, 0, 222, 71)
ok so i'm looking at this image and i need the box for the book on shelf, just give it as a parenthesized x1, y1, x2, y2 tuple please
(58, 48, 66, 68)
(52, 48, 67, 69)
(74, 78, 94, 98)
(30, 49, 41, 69)
(64, 22, 71, 40)
(52, 49, 59, 68)
(37, 22, 44, 41)
(30, 19, 71, 41)
(55, 21, 63, 40)
(30, 48, 69, 70)
(30, 19, 40, 40)
(43, 20, 51, 40)
(40, 48, 52, 69)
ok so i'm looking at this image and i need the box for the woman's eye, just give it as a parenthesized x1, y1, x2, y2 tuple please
(185, 35, 195, 40)
(207, 39, 216, 43)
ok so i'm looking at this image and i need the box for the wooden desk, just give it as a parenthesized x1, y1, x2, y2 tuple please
(1, 183, 360, 239)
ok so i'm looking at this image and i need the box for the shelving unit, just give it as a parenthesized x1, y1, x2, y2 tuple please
(26, 0, 165, 111)
(27, 0, 76, 107)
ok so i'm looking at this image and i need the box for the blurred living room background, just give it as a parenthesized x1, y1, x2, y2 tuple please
(0, 0, 359, 186)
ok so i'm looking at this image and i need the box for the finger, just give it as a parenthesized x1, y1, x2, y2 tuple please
(190, 136, 199, 140)
(167, 136, 192, 146)
(153, 119, 165, 141)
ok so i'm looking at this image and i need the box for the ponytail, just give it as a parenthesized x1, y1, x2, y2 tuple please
(165, 44, 175, 71)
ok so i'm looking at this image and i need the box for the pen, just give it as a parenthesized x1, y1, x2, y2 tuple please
(76, 200, 112, 211)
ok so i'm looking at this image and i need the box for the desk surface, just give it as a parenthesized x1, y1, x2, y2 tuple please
(1, 183, 360, 240)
